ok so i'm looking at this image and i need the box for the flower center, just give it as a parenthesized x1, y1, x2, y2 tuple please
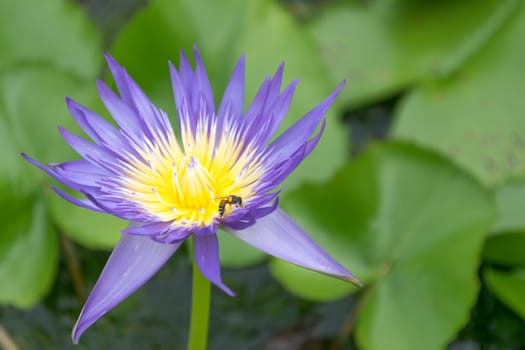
(121, 121, 263, 227)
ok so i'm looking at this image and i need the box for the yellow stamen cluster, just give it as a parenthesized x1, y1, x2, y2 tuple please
(122, 120, 263, 227)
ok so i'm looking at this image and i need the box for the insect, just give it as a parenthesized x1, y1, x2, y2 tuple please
(218, 195, 243, 217)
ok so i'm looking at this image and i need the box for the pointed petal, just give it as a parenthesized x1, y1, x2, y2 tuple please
(21, 153, 87, 191)
(244, 75, 271, 121)
(49, 160, 107, 187)
(261, 119, 326, 190)
(96, 80, 142, 139)
(122, 222, 192, 242)
(264, 80, 298, 140)
(51, 187, 104, 213)
(170, 60, 195, 138)
(263, 63, 285, 115)
(72, 235, 182, 343)
(269, 81, 345, 160)
(193, 45, 215, 115)
(104, 52, 133, 104)
(217, 55, 245, 124)
(193, 232, 235, 296)
(65, 97, 122, 148)
(57, 127, 126, 173)
(178, 49, 194, 92)
(169, 61, 188, 110)
(228, 208, 361, 286)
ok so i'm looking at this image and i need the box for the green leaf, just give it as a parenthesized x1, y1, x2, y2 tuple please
(272, 142, 495, 350)
(393, 1, 525, 187)
(492, 180, 525, 233)
(0, 194, 58, 308)
(310, 0, 518, 107)
(485, 268, 525, 321)
(0, 116, 34, 196)
(111, 0, 347, 190)
(218, 229, 266, 268)
(0, 0, 102, 78)
(0, 64, 116, 248)
(483, 232, 525, 267)
(47, 191, 121, 250)
(0, 65, 98, 165)
(481, 180, 525, 267)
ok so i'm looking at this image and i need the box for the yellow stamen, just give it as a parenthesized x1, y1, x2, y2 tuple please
(122, 126, 263, 226)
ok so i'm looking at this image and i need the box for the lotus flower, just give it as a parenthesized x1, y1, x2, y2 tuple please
(23, 46, 360, 343)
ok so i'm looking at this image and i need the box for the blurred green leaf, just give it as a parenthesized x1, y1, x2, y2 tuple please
(483, 232, 525, 267)
(0, 195, 57, 308)
(111, 0, 347, 191)
(47, 191, 121, 250)
(393, 1, 525, 187)
(0, 65, 98, 165)
(482, 180, 525, 267)
(218, 230, 266, 268)
(492, 180, 525, 233)
(485, 268, 525, 321)
(310, 0, 518, 107)
(0, 117, 34, 196)
(0, 64, 115, 248)
(0, 0, 102, 78)
(272, 142, 495, 350)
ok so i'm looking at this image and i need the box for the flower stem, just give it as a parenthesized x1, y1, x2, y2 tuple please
(187, 256, 211, 350)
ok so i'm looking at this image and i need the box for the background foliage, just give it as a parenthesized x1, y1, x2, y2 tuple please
(1, 0, 525, 349)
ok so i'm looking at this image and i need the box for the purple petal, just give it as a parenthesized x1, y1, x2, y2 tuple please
(217, 55, 245, 126)
(262, 80, 298, 141)
(178, 49, 194, 93)
(72, 235, 182, 343)
(170, 61, 195, 136)
(243, 75, 271, 121)
(57, 127, 122, 172)
(50, 160, 107, 187)
(269, 81, 345, 161)
(65, 98, 122, 148)
(260, 119, 326, 190)
(193, 45, 215, 115)
(263, 63, 285, 114)
(122, 222, 192, 242)
(243, 63, 284, 123)
(51, 187, 105, 213)
(169, 60, 189, 113)
(21, 153, 87, 191)
(104, 52, 134, 104)
(193, 231, 235, 296)
(228, 208, 361, 286)
(104, 54, 174, 146)
(121, 221, 174, 236)
(96, 80, 142, 139)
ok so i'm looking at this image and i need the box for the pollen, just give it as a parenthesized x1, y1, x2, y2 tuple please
(120, 121, 263, 227)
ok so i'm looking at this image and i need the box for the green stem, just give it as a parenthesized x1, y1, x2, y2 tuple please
(187, 255, 211, 350)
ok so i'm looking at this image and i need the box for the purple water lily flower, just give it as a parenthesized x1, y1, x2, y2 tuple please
(23, 46, 360, 343)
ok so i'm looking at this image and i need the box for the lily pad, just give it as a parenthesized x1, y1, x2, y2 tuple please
(218, 230, 266, 268)
(393, 1, 525, 187)
(0, 195, 57, 308)
(47, 191, 122, 250)
(483, 232, 525, 267)
(482, 179, 525, 267)
(0, 65, 99, 164)
(0, 0, 102, 78)
(272, 142, 495, 350)
(111, 0, 347, 190)
(485, 268, 525, 321)
(310, 0, 518, 107)
(492, 180, 525, 233)
(0, 64, 113, 248)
